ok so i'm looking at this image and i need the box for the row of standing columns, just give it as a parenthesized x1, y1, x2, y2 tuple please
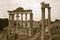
(9, 13, 33, 37)
(41, 3, 51, 40)
(9, 13, 33, 28)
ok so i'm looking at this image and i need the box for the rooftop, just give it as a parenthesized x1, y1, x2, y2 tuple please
(8, 7, 32, 12)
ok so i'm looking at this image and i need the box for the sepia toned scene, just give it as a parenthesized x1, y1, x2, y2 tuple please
(0, 0, 60, 40)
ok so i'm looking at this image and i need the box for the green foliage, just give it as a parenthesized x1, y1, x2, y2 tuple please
(0, 18, 8, 30)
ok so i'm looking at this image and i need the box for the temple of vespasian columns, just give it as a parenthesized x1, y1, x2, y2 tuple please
(41, 2, 51, 40)
(6, 2, 51, 40)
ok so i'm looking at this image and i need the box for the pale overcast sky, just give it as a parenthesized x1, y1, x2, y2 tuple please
(0, 0, 60, 21)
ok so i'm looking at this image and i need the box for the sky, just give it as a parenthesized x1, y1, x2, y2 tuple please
(0, 0, 60, 21)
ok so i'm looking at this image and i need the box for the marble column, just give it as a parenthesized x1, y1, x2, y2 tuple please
(25, 13, 27, 35)
(9, 14, 11, 27)
(16, 14, 19, 27)
(8, 14, 15, 40)
(21, 13, 23, 27)
(29, 13, 33, 36)
(12, 14, 15, 27)
(48, 7, 51, 34)
(8, 14, 12, 40)
(30, 13, 33, 28)
(25, 13, 27, 28)
(41, 8, 45, 40)
(15, 14, 19, 33)
(9, 14, 14, 27)
(48, 7, 52, 40)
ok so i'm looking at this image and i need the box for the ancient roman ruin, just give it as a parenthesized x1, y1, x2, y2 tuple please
(0, 2, 53, 40)
(41, 2, 51, 40)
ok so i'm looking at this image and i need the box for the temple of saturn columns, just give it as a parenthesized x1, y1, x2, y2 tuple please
(7, 7, 33, 40)
(5, 2, 52, 40)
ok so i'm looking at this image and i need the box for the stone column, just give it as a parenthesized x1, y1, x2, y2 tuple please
(8, 14, 12, 40)
(16, 14, 19, 27)
(25, 13, 27, 35)
(12, 14, 15, 28)
(9, 14, 14, 27)
(48, 7, 51, 34)
(41, 8, 45, 40)
(21, 13, 23, 27)
(30, 13, 33, 28)
(15, 14, 19, 33)
(48, 7, 52, 40)
(9, 14, 12, 27)
(8, 14, 15, 40)
(29, 13, 33, 36)
(25, 13, 27, 28)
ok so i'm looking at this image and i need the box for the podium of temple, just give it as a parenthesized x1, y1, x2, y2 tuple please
(7, 7, 33, 40)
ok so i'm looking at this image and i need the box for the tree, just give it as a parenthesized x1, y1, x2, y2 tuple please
(0, 18, 8, 30)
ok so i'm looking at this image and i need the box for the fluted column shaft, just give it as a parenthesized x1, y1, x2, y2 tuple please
(9, 14, 11, 27)
(21, 14, 23, 27)
(25, 13, 27, 35)
(30, 13, 33, 28)
(48, 7, 52, 40)
(41, 8, 45, 40)
(29, 13, 33, 36)
(16, 14, 19, 27)
(9, 14, 15, 40)
(48, 7, 51, 34)
(9, 14, 14, 27)
(25, 13, 27, 28)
